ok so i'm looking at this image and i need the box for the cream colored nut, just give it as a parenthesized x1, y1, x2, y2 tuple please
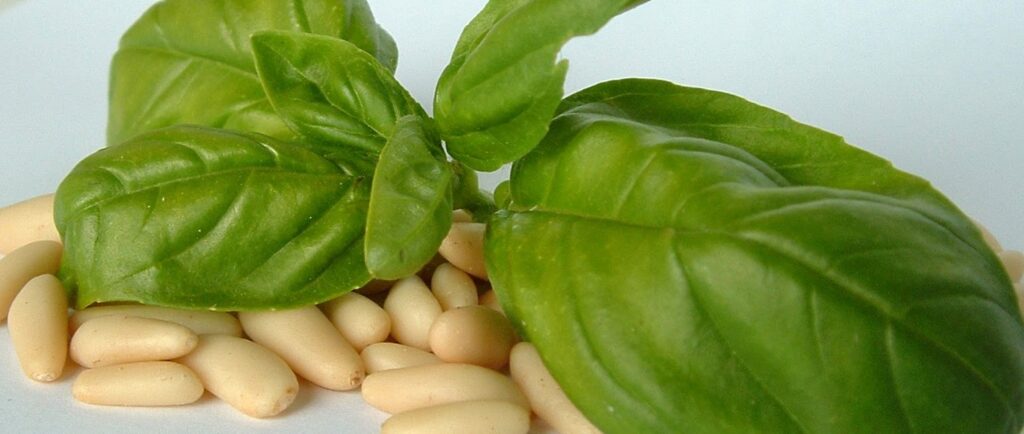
(239, 306, 364, 391)
(0, 240, 62, 322)
(998, 250, 1023, 283)
(362, 363, 529, 414)
(72, 361, 204, 407)
(0, 194, 60, 255)
(70, 315, 199, 368)
(429, 306, 516, 370)
(431, 263, 478, 310)
(510, 342, 601, 434)
(8, 274, 68, 382)
(384, 276, 443, 351)
(381, 400, 530, 434)
(479, 289, 503, 314)
(451, 209, 474, 223)
(70, 304, 242, 336)
(177, 334, 298, 418)
(322, 292, 391, 351)
(362, 342, 441, 374)
(972, 219, 1002, 252)
(438, 222, 487, 279)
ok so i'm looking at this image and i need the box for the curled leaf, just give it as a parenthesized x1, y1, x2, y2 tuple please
(434, 0, 641, 171)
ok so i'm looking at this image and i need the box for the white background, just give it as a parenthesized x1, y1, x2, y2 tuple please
(1, 1, 1022, 432)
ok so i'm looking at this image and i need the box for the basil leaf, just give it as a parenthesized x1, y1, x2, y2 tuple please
(364, 116, 453, 279)
(434, 0, 642, 171)
(252, 31, 464, 278)
(252, 30, 426, 158)
(54, 126, 371, 310)
(488, 79, 1024, 434)
(492, 180, 512, 210)
(450, 162, 497, 222)
(108, 0, 397, 145)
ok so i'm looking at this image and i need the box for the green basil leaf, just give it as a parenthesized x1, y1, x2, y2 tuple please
(364, 116, 453, 279)
(492, 180, 512, 210)
(108, 0, 397, 145)
(488, 79, 1024, 434)
(434, 0, 641, 171)
(252, 30, 425, 157)
(54, 125, 371, 310)
(450, 161, 497, 222)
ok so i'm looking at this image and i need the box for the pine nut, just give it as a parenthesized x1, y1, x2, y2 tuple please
(0, 194, 60, 255)
(438, 222, 487, 279)
(72, 361, 203, 406)
(383, 276, 442, 351)
(362, 363, 529, 414)
(0, 240, 62, 322)
(362, 342, 441, 374)
(999, 250, 1023, 283)
(479, 289, 503, 314)
(239, 306, 364, 391)
(381, 400, 530, 434)
(510, 342, 601, 434)
(452, 209, 473, 223)
(69, 304, 242, 336)
(321, 292, 391, 351)
(177, 334, 298, 418)
(70, 316, 198, 368)
(430, 263, 478, 310)
(972, 219, 1002, 252)
(8, 274, 68, 382)
(429, 306, 516, 370)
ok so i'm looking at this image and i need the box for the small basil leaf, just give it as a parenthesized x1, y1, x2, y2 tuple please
(54, 125, 371, 310)
(492, 180, 511, 210)
(434, 0, 642, 171)
(489, 79, 1024, 434)
(109, 0, 397, 145)
(252, 30, 426, 157)
(364, 116, 453, 279)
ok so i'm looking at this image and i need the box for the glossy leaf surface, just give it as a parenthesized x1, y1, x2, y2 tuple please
(364, 116, 453, 279)
(487, 79, 1024, 434)
(434, 0, 641, 171)
(55, 126, 371, 310)
(108, 0, 397, 145)
(252, 30, 425, 158)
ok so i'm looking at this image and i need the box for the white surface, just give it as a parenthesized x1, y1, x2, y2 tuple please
(0, 1, 1022, 432)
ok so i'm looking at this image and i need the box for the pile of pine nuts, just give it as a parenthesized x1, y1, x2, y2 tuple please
(3, 195, 1023, 433)
(0, 195, 598, 434)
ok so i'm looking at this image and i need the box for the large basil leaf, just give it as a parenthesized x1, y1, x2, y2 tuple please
(54, 126, 371, 310)
(252, 30, 426, 158)
(108, 0, 397, 145)
(433, 0, 643, 171)
(487, 79, 1024, 434)
(364, 116, 453, 279)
